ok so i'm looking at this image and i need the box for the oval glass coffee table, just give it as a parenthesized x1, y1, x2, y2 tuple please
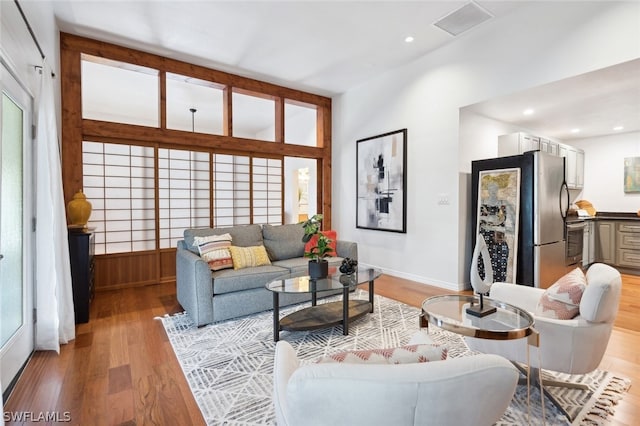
(266, 267, 382, 342)
(420, 294, 535, 340)
(421, 294, 547, 423)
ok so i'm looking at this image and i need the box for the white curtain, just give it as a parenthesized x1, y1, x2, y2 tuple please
(1, 374, 4, 426)
(34, 60, 75, 351)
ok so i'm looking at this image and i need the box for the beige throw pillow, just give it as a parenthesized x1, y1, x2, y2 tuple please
(228, 245, 271, 270)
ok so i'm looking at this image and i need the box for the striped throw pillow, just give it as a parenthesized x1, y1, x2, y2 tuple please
(194, 233, 233, 271)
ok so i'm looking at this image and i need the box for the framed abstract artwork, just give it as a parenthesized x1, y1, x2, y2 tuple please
(624, 157, 640, 193)
(475, 168, 521, 283)
(356, 129, 407, 233)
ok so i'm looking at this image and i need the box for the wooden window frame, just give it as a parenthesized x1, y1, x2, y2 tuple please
(60, 33, 332, 291)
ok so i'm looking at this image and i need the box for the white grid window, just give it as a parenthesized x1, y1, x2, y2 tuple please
(252, 158, 282, 225)
(159, 149, 211, 249)
(83, 141, 155, 255)
(213, 154, 251, 227)
(83, 145, 284, 253)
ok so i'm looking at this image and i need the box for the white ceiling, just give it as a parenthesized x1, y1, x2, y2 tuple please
(51, 1, 640, 141)
(53, 1, 522, 97)
(463, 58, 640, 141)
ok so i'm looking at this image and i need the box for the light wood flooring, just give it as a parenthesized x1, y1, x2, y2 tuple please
(4, 274, 639, 425)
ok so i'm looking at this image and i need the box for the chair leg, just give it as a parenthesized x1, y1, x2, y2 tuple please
(541, 378, 589, 390)
(512, 363, 583, 422)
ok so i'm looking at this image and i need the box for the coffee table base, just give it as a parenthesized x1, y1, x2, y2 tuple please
(279, 300, 371, 333)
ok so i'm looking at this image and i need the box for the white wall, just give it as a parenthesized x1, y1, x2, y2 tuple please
(333, 2, 640, 290)
(0, 1, 60, 130)
(572, 132, 640, 213)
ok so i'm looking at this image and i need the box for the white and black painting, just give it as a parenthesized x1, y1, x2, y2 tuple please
(356, 129, 407, 233)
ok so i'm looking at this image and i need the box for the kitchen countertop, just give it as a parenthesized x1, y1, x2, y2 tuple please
(567, 212, 640, 222)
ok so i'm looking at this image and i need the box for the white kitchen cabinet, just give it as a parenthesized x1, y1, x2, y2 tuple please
(498, 133, 584, 189)
(576, 150, 585, 188)
(498, 132, 540, 156)
(558, 143, 584, 189)
(539, 138, 559, 155)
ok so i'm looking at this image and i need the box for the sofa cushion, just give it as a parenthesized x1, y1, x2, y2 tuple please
(536, 267, 586, 320)
(272, 257, 344, 273)
(262, 223, 306, 261)
(184, 224, 263, 254)
(316, 344, 448, 364)
(212, 265, 289, 294)
(229, 245, 271, 270)
(304, 230, 337, 257)
(193, 233, 233, 271)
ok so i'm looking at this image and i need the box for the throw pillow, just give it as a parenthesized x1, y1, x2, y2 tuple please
(193, 233, 233, 271)
(316, 344, 447, 364)
(304, 230, 337, 257)
(535, 267, 587, 320)
(229, 245, 271, 270)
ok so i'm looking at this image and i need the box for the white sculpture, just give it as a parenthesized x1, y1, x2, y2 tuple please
(467, 234, 496, 317)
(470, 233, 493, 294)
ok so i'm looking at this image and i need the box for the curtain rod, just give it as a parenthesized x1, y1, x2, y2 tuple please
(14, 0, 55, 77)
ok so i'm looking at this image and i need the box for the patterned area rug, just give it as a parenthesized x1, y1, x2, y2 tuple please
(160, 290, 630, 426)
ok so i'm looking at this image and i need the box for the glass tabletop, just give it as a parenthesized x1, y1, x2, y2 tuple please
(266, 267, 382, 295)
(421, 294, 535, 340)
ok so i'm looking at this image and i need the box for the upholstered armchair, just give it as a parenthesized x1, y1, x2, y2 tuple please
(466, 263, 622, 387)
(273, 332, 519, 426)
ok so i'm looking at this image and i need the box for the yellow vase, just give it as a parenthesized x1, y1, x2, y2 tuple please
(67, 190, 92, 227)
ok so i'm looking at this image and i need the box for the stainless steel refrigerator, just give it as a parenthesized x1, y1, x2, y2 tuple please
(471, 150, 569, 288)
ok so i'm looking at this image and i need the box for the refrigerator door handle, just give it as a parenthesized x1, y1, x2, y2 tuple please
(559, 181, 570, 220)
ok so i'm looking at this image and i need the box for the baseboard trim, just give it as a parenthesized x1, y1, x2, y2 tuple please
(359, 262, 462, 292)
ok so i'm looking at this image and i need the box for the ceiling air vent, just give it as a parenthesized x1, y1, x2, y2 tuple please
(433, 1, 493, 36)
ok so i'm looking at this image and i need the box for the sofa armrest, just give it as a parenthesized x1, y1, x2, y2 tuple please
(176, 243, 215, 327)
(336, 240, 357, 260)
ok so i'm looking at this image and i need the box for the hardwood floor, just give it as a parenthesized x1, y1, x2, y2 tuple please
(4, 273, 639, 425)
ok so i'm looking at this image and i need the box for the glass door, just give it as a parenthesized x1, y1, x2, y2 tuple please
(0, 62, 34, 397)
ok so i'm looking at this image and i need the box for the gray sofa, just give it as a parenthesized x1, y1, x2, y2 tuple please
(176, 223, 358, 326)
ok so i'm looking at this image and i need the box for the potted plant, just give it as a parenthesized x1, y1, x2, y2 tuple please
(301, 214, 333, 279)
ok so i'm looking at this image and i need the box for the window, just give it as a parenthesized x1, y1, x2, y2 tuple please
(252, 158, 283, 225)
(232, 91, 275, 141)
(285, 101, 317, 146)
(81, 54, 159, 127)
(213, 154, 251, 226)
(166, 73, 225, 135)
(158, 149, 211, 249)
(82, 142, 155, 254)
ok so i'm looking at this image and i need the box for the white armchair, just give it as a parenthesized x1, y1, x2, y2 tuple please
(273, 332, 519, 426)
(466, 263, 622, 384)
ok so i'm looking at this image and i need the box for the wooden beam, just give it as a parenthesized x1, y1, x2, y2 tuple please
(61, 33, 331, 108)
(60, 35, 83, 208)
(82, 119, 326, 158)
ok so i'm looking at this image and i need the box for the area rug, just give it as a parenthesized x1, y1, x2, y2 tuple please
(160, 290, 630, 426)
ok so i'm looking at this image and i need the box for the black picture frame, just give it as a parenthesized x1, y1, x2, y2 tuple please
(356, 129, 407, 233)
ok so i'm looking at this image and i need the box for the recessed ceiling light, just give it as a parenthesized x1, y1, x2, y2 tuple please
(613, 126, 624, 131)
(405, 36, 414, 43)
(570, 128, 581, 134)
(523, 108, 534, 116)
